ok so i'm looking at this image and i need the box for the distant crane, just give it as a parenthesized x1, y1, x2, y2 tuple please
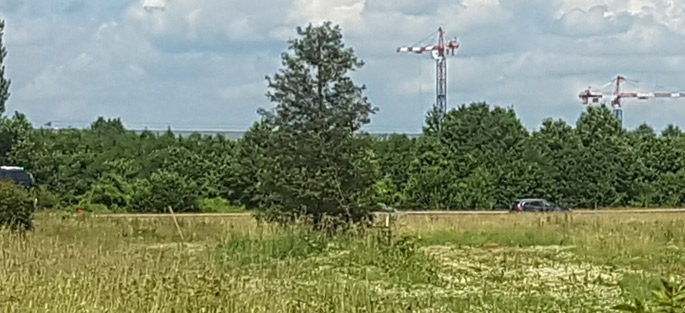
(397, 27, 460, 126)
(578, 75, 685, 124)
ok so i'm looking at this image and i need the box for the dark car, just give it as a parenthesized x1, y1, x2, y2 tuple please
(510, 198, 571, 213)
(0, 166, 38, 208)
(0, 166, 36, 189)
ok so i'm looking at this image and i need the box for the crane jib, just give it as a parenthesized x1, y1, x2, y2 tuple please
(396, 27, 460, 125)
(578, 75, 685, 124)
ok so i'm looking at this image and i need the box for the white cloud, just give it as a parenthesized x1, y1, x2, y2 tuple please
(557, 0, 685, 35)
(125, 0, 295, 52)
(289, 0, 366, 26)
(557, 5, 631, 36)
(2, 0, 685, 132)
(445, 0, 512, 31)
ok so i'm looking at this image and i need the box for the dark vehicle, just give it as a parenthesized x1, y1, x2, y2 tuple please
(0, 166, 36, 189)
(0, 166, 38, 209)
(510, 198, 571, 213)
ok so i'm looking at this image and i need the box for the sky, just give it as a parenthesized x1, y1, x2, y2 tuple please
(1, 0, 684, 134)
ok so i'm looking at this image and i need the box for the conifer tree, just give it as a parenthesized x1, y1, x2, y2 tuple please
(0, 19, 10, 115)
(257, 22, 378, 227)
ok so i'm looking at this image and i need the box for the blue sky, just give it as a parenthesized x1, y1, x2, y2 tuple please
(1, 0, 684, 133)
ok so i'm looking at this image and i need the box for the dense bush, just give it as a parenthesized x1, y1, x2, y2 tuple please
(34, 186, 59, 210)
(130, 170, 200, 213)
(0, 181, 35, 231)
(79, 173, 132, 210)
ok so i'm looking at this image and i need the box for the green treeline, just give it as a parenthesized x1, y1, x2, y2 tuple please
(1, 103, 684, 212)
(2, 20, 685, 214)
(376, 104, 685, 210)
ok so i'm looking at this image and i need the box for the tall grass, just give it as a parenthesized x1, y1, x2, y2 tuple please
(0, 212, 682, 312)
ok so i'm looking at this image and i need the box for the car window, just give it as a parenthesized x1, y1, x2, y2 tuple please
(544, 200, 555, 207)
(528, 200, 543, 207)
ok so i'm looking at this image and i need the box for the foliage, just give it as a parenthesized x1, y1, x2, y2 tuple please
(0, 18, 9, 115)
(5, 102, 685, 212)
(662, 124, 683, 138)
(256, 22, 378, 226)
(130, 170, 201, 213)
(614, 276, 685, 312)
(34, 186, 59, 210)
(227, 121, 270, 209)
(199, 197, 246, 213)
(370, 175, 405, 209)
(0, 180, 35, 231)
(78, 173, 131, 210)
(405, 103, 528, 209)
(0, 112, 32, 164)
(5, 117, 239, 212)
(372, 134, 415, 207)
(404, 135, 458, 209)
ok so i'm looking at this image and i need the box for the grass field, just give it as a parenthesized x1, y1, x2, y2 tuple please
(1, 212, 684, 312)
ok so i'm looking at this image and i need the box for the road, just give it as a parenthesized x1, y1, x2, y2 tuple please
(89, 208, 685, 218)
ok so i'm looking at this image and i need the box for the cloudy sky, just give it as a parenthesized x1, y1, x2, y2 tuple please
(1, 0, 684, 133)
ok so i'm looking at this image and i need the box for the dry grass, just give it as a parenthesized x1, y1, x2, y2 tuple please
(0, 211, 683, 312)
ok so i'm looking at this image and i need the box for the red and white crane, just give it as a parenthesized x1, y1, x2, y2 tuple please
(397, 27, 460, 125)
(578, 75, 685, 124)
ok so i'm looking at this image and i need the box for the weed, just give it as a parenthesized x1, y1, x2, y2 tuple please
(0, 212, 683, 312)
(614, 276, 685, 312)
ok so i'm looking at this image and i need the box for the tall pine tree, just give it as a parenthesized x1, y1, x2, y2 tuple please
(0, 18, 9, 115)
(256, 22, 378, 227)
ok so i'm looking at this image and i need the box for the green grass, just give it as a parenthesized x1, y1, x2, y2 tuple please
(200, 197, 249, 213)
(419, 229, 568, 247)
(0, 212, 683, 312)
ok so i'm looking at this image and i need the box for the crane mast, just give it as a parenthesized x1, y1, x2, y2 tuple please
(578, 75, 685, 125)
(397, 27, 460, 127)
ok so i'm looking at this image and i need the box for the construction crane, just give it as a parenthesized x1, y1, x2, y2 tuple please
(578, 75, 685, 124)
(397, 27, 460, 126)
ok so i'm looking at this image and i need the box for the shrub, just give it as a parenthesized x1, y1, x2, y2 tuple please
(130, 171, 200, 213)
(33, 186, 59, 210)
(199, 197, 245, 213)
(73, 202, 112, 214)
(80, 174, 131, 210)
(371, 175, 405, 209)
(0, 180, 35, 231)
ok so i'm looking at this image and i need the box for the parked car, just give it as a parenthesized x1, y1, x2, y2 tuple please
(0, 166, 36, 189)
(510, 198, 571, 213)
(0, 166, 38, 208)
